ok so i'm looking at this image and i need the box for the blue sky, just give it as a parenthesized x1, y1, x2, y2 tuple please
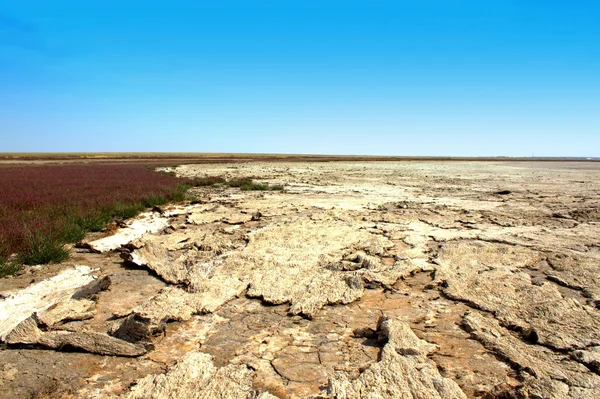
(1, 1, 598, 156)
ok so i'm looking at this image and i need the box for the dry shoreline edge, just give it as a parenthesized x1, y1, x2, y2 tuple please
(0, 163, 283, 277)
(1, 160, 599, 398)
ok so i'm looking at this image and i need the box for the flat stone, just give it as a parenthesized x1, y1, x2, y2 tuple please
(0, 265, 96, 341)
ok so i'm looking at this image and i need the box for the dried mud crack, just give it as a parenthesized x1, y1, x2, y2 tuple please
(1, 160, 599, 398)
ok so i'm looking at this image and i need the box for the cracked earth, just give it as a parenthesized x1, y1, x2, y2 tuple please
(1, 160, 599, 398)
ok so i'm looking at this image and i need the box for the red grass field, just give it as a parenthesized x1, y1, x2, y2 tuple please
(0, 163, 186, 270)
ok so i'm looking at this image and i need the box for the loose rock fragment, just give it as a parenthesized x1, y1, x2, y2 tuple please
(86, 205, 200, 253)
(125, 227, 239, 286)
(71, 275, 112, 299)
(0, 266, 96, 341)
(6, 317, 146, 357)
(114, 279, 246, 342)
(36, 298, 96, 327)
(571, 347, 600, 373)
(124, 351, 277, 399)
(187, 205, 252, 225)
(251, 211, 263, 221)
(326, 317, 467, 399)
(86, 211, 171, 252)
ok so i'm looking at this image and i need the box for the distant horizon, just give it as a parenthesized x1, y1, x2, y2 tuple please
(0, 152, 598, 160)
(1, 2, 598, 156)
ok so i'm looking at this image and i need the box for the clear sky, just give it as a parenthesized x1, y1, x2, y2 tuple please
(1, 1, 598, 156)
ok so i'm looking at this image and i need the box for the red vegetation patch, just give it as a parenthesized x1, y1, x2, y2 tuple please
(0, 163, 183, 264)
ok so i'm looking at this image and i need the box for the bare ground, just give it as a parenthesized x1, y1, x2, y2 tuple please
(1, 160, 599, 398)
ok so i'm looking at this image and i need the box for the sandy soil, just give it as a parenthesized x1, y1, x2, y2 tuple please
(1, 161, 599, 398)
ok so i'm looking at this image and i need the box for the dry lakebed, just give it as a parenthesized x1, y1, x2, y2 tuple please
(1, 160, 600, 399)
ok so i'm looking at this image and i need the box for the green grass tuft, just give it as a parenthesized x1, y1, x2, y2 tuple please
(0, 258, 21, 278)
(239, 181, 284, 191)
(189, 176, 227, 186)
(56, 221, 87, 243)
(18, 231, 70, 265)
(240, 182, 270, 191)
(0, 240, 20, 277)
(141, 193, 167, 208)
(76, 213, 112, 232)
(184, 175, 284, 191)
(170, 183, 191, 202)
(0, 239, 19, 277)
(225, 177, 253, 188)
(111, 202, 145, 220)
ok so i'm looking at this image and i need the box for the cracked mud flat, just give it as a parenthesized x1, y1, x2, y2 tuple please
(1, 161, 600, 398)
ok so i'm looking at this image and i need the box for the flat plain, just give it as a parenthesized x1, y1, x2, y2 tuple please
(1, 159, 599, 398)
